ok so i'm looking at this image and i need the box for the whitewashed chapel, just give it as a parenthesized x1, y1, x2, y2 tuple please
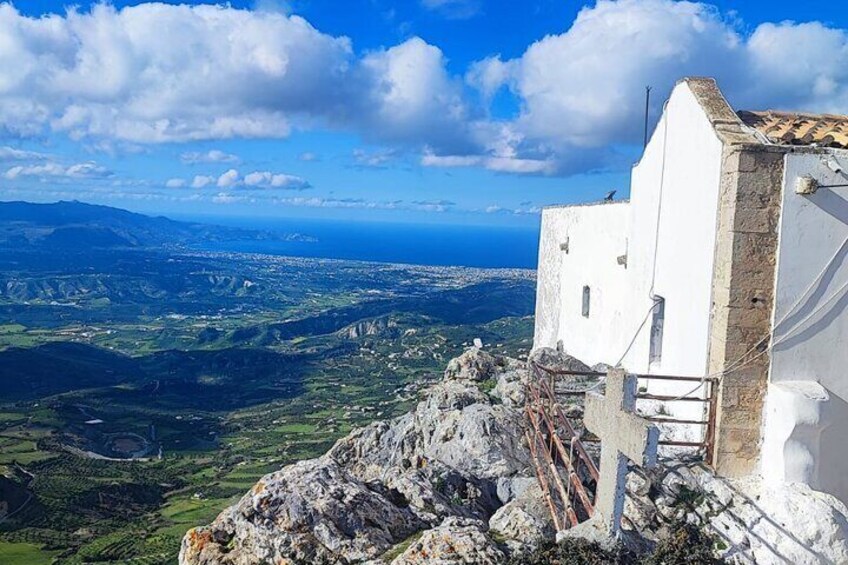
(534, 78, 848, 506)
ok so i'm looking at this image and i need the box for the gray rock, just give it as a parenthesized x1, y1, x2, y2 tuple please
(180, 458, 423, 565)
(528, 347, 592, 374)
(390, 517, 506, 565)
(443, 348, 499, 382)
(489, 482, 555, 555)
(329, 378, 529, 483)
(493, 368, 529, 408)
(339, 316, 398, 339)
(496, 476, 536, 505)
(181, 348, 537, 565)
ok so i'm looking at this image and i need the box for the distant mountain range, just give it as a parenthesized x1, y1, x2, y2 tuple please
(0, 200, 313, 249)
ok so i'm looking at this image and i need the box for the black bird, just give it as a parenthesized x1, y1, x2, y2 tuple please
(604, 190, 617, 201)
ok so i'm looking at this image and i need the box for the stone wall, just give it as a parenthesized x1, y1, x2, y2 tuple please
(707, 147, 784, 477)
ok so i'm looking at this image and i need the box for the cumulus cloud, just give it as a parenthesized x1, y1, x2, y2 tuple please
(180, 150, 240, 164)
(465, 56, 514, 105)
(174, 169, 311, 190)
(243, 171, 311, 190)
(463, 0, 848, 171)
(0, 3, 355, 142)
(0, 3, 473, 152)
(4, 161, 111, 180)
(358, 37, 475, 152)
(421, 149, 554, 174)
(2, 0, 848, 178)
(191, 175, 215, 189)
(165, 178, 186, 188)
(216, 168, 240, 188)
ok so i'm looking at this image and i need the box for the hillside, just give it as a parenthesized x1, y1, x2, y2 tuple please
(0, 219, 536, 564)
(0, 200, 310, 249)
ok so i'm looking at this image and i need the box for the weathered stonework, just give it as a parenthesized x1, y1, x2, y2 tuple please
(707, 147, 784, 477)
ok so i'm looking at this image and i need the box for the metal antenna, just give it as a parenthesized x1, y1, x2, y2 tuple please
(643, 86, 652, 148)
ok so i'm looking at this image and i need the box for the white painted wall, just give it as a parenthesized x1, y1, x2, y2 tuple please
(533, 201, 631, 365)
(532, 81, 725, 439)
(621, 83, 724, 382)
(763, 150, 848, 505)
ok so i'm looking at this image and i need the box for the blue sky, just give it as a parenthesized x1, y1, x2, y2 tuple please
(0, 0, 846, 225)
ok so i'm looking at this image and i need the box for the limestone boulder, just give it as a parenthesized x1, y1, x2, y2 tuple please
(443, 348, 499, 382)
(181, 348, 537, 565)
(179, 458, 423, 565)
(493, 366, 529, 408)
(390, 517, 506, 565)
(528, 347, 592, 374)
(489, 481, 555, 555)
(329, 377, 530, 483)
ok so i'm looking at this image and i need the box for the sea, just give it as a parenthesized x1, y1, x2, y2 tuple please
(186, 216, 540, 270)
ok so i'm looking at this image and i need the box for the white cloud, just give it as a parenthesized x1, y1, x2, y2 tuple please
(5, 163, 63, 180)
(420, 153, 479, 168)
(411, 199, 455, 212)
(0, 4, 471, 152)
(421, 149, 554, 174)
(0, 146, 51, 161)
(420, 0, 481, 20)
(357, 37, 475, 152)
(180, 150, 240, 164)
(465, 56, 514, 104)
(191, 175, 215, 189)
(0, 3, 348, 142)
(459, 0, 848, 173)
(243, 171, 311, 190)
(165, 178, 186, 188)
(4, 161, 111, 180)
(484, 203, 541, 216)
(496, 0, 744, 148)
(742, 21, 848, 112)
(2, 1, 848, 178)
(353, 148, 397, 167)
(298, 151, 319, 162)
(66, 162, 112, 178)
(216, 168, 240, 188)
(212, 192, 249, 204)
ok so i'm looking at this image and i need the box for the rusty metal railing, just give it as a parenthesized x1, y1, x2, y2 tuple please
(525, 360, 718, 531)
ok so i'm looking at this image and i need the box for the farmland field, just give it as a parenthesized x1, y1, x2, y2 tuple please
(0, 243, 535, 563)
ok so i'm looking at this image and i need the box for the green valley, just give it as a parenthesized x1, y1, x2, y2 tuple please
(0, 240, 535, 564)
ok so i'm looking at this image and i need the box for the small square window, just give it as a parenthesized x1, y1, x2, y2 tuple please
(582, 286, 591, 317)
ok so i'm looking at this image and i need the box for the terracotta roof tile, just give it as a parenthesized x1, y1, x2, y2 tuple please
(738, 110, 848, 149)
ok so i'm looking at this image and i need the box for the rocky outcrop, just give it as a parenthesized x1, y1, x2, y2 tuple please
(528, 346, 592, 374)
(624, 462, 848, 564)
(391, 517, 506, 564)
(443, 348, 500, 382)
(181, 459, 424, 565)
(180, 348, 550, 565)
(180, 346, 848, 564)
(338, 317, 398, 340)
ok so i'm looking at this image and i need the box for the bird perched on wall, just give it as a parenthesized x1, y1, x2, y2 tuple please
(604, 190, 617, 201)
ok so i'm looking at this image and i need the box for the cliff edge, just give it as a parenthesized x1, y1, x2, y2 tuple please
(180, 348, 552, 564)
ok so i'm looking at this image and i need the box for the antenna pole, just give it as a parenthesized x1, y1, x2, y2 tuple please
(643, 86, 652, 148)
